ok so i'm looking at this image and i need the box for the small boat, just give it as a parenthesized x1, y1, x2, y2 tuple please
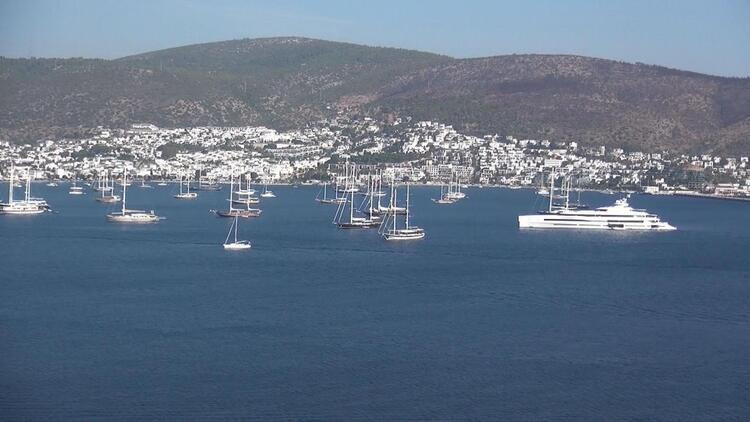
(174, 175, 197, 199)
(69, 178, 84, 195)
(157, 181, 168, 186)
(223, 215, 251, 250)
(140, 180, 153, 189)
(46, 181, 58, 187)
(107, 171, 161, 223)
(316, 182, 345, 204)
(260, 182, 275, 198)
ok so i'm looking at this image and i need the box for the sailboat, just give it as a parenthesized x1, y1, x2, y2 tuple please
(234, 174, 256, 196)
(316, 182, 345, 204)
(213, 173, 261, 218)
(223, 215, 252, 250)
(537, 170, 550, 196)
(174, 174, 198, 199)
(69, 177, 84, 195)
(433, 182, 456, 204)
(140, 179, 153, 189)
(96, 171, 120, 203)
(1, 165, 48, 215)
(107, 170, 160, 223)
(334, 164, 378, 229)
(381, 183, 425, 240)
(196, 169, 221, 191)
(260, 181, 276, 198)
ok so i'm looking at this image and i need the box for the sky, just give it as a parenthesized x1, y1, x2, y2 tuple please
(0, 0, 748, 77)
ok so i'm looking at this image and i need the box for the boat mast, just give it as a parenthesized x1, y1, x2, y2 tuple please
(8, 164, 13, 203)
(349, 168, 354, 224)
(392, 181, 398, 232)
(25, 171, 30, 202)
(121, 170, 127, 214)
(548, 167, 555, 212)
(405, 183, 410, 229)
(228, 172, 235, 212)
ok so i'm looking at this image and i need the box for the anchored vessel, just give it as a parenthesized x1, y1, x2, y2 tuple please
(96, 171, 120, 203)
(223, 215, 252, 250)
(315, 183, 346, 204)
(518, 169, 675, 230)
(107, 171, 160, 223)
(213, 173, 261, 218)
(334, 164, 378, 229)
(260, 181, 276, 198)
(174, 174, 198, 199)
(381, 182, 425, 240)
(69, 178, 84, 195)
(1, 166, 49, 215)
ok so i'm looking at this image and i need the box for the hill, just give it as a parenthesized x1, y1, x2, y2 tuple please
(1, 37, 748, 153)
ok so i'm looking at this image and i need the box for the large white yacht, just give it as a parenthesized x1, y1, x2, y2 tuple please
(518, 169, 675, 231)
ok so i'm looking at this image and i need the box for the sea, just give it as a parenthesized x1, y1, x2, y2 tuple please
(1, 184, 749, 420)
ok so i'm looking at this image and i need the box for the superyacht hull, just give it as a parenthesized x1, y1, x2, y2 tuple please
(518, 214, 676, 231)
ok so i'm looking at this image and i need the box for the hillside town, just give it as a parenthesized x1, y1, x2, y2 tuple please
(0, 116, 749, 198)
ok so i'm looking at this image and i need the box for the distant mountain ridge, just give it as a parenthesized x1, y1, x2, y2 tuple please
(1, 37, 748, 153)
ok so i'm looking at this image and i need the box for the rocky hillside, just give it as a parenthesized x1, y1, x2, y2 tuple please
(1, 37, 748, 153)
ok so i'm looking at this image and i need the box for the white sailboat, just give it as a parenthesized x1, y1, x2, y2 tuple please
(381, 183, 425, 240)
(223, 215, 252, 250)
(316, 182, 345, 204)
(174, 174, 198, 199)
(69, 177, 84, 195)
(260, 181, 275, 198)
(1, 165, 48, 215)
(334, 164, 378, 229)
(107, 171, 160, 223)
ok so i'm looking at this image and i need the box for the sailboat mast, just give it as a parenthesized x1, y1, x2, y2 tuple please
(349, 176, 354, 224)
(228, 173, 234, 211)
(405, 183, 410, 228)
(549, 168, 555, 212)
(121, 170, 127, 214)
(393, 183, 398, 231)
(8, 164, 13, 203)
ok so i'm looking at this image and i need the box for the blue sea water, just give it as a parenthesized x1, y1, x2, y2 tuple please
(1, 184, 749, 420)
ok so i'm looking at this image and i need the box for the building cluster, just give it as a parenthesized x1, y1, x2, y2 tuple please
(0, 116, 748, 196)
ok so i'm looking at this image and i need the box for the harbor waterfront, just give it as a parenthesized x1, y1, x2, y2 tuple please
(1, 184, 749, 419)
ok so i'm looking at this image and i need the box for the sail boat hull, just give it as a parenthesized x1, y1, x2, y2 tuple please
(383, 228, 425, 240)
(107, 211, 160, 223)
(223, 241, 251, 250)
(215, 209, 261, 218)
